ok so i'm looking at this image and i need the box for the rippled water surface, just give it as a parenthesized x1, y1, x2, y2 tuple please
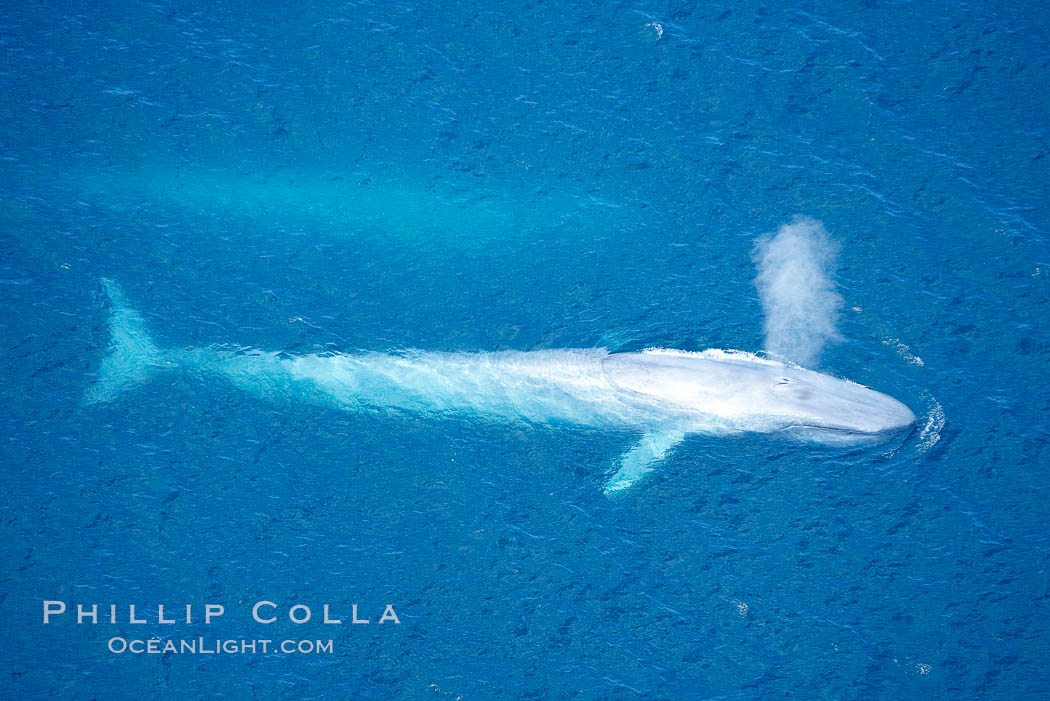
(1, 1, 1048, 698)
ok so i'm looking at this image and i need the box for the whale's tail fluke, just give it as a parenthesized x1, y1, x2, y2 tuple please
(85, 279, 164, 403)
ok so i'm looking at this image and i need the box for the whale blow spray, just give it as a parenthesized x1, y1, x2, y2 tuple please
(753, 216, 843, 368)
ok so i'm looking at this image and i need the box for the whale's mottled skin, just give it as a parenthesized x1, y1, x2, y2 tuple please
(87, 280, 915, 493)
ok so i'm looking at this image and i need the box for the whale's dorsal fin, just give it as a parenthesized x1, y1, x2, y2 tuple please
(603, 429, 686, 494)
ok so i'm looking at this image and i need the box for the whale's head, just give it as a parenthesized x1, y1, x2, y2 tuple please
(762, 364, 916, 441)
(604, 349, 915, 442)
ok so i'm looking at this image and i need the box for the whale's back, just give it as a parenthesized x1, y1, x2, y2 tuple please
(602, 350, 774, 431)
(286, 347, 638, 427)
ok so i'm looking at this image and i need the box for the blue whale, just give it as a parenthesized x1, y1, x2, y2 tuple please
(87, 280, 915, 493)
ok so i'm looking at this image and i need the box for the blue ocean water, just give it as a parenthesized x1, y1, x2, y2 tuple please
(1, 0, 1048, 698)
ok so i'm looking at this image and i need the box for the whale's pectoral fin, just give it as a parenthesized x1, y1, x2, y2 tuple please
(603, 430, 686, 495)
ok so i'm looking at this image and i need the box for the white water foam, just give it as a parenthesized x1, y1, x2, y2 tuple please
(883, 337, 925, 366)
(917, 394, 945, 453)
(642, 347, 783, 366)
